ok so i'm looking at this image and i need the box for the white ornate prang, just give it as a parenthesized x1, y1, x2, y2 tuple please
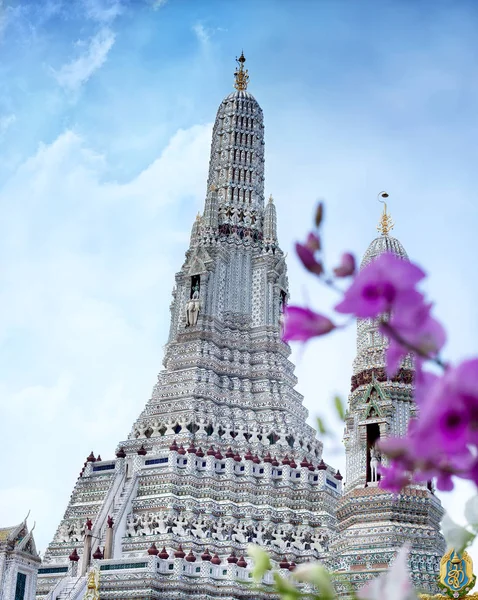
(31, 65, 445, 600)
(331, 232, 445, 595)
(34, 66, 341, 600)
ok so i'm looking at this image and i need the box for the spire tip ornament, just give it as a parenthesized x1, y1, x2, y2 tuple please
(377, 191, 394, 236)
(234, 52, 249, 91)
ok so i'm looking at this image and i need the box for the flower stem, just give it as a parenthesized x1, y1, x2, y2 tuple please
(380, 321, 447, 370)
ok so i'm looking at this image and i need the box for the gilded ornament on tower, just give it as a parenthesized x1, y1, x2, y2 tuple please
(234, 51, 249, 91)
(377, 191, 394, 236)
(83, 567, 100, 599)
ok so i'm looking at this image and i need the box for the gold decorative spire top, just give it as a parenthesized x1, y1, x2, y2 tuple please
(268, 193, 274, 203)
(234, 52, 249, 91)
(377, 191, 394, 236)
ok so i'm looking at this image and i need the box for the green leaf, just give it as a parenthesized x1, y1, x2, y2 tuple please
(273, 572, 302, 599)
(293, 563, 336, 600)
(334, 395, 345, 421)
(247, 545, 271, 582)
(316, 417, 328, 436)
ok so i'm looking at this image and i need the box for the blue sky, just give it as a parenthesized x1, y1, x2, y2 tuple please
(1, 0, 478, 564)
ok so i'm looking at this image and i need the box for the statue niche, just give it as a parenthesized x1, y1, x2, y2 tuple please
(186, 275, 201, 327)
(278, 289, 287, 335)
(364, 388, 382, 484)
(366, 423, 381, 484)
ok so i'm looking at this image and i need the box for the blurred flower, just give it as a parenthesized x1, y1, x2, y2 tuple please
(357, 544, 417, 600)
(333, 252, 356, 278)
(441, 514, 474, 552)
(295, 233, 323, 275)
(335, 252, 425, 318)
(464, 495, 478, 528)
(417, 359, 478, 457)
(379, 359, 478, 493)
(282, 306, 336, 342)
(383, 301, 446, 377)
(378, 461, 412, 494)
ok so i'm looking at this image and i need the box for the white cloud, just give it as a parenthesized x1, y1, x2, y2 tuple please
(52, 28, 115, 93)
(0, 113, 15, 135)
(193, 22, 210, 47)
(0, 122, 211, 551)
(151, 0, 168, 9)
(83, 0, 123, 22)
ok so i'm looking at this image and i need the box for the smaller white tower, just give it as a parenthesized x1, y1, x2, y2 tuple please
(0, 518, 41, 600)
(263, 194, 278, 244)
(331, 200, 445, 596)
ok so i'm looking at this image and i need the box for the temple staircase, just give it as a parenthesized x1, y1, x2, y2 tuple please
(46, 575, 86, 600)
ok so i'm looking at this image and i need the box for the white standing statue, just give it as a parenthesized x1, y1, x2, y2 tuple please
(186, 287, 200, 327)
(370, 445, 381, 483)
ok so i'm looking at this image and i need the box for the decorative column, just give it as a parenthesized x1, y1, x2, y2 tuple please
(104, 516, 114, 560)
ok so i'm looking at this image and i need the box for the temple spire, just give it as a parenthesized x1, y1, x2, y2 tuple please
(263, 193, 278, 243)
(234, 51, 249, 91)
(376, 191, 394, 236)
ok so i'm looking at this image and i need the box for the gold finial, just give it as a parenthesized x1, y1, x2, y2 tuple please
(268, 193, 274, 203)
(377, 191, 394, 236)
(209, 184, 218, 192)
(196, 212, 201, 221)
(234, 52, 249, 91)
(451, 554, 462, 564)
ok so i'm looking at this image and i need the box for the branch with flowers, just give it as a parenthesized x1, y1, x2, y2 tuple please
(247, 203, 478, 599)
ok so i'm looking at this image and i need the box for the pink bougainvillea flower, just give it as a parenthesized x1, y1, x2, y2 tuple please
(335, 252, 426, 318)
(282, 306, 336, 342)
(333, 252, 356, 278)
(358, 544, 417, 600)
(295, 233, 323, 275)
(383, 301, 446, 377)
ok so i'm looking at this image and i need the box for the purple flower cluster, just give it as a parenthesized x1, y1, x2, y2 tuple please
(380, 359, 478, 492)
(283, 213, 478, 492)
